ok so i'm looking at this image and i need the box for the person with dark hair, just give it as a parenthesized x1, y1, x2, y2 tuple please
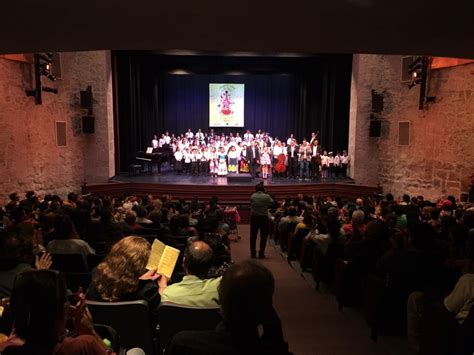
(0, 226, 52, 298)
(46, 214, 95, 265)
(165, 260, 292, 355)
(0, 270, 113, 354)
(160, 241, 220, 307)
(250, 183, 273, 259)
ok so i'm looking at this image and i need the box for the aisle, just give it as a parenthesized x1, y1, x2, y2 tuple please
(230, 225, 408, 355)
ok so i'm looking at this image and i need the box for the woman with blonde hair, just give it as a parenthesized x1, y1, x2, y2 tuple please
(86, 236, 165, 316)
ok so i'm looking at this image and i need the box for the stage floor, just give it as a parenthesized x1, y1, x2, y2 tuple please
(111, 172, 354, 186)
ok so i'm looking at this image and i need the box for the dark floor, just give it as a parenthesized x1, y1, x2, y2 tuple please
(231, 225, 409, 355)
(113, 171, 354, 187)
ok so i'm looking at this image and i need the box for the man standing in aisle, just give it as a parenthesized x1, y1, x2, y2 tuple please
(250, 183, 273, 259)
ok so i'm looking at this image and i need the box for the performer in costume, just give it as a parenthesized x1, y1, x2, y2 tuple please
(239, 143, 250, 173)
(209, 146, 218, 177)
(227, 145, 239, 173)
(260, 147, 272, 179)
(217, 146, 228, 176)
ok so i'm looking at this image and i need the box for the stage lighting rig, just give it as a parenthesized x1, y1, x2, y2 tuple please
(407, 56, 424, 89)
(407, 56, 431, 109)
(25, 53, 58, 104)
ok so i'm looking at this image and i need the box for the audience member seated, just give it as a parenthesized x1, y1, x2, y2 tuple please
(0, 270, 113, 355)
(87, 236, 165, 319)
(0, 226, 52, 298)
(136, 207, 153, 226)
(165, 260, 292, 355)
(278, 206, 303, 235)
(160, 241, 220, 307)
(46, 214, 95, 265)
(407, 231, 474, 354)
(124, 210, 144, 232)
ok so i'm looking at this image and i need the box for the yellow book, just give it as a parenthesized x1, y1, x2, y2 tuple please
(146, 239, 181, 279)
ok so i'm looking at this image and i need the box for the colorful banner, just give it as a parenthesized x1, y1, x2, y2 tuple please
(209, 83, 245, 127)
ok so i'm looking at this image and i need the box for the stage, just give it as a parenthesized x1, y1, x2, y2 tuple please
(83, 172, 381, 203)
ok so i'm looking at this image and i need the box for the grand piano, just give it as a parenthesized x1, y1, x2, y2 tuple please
(135, 145, 173, 174)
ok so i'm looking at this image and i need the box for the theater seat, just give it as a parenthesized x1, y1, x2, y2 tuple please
(158, 303, 222, 352)
(86, 300, 156, 354)
(50, 253, 88, 272)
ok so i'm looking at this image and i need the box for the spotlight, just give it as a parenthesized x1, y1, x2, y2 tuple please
(407, 56, 424, 89)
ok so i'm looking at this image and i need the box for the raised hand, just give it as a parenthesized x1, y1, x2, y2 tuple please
(35, 253, 52, 270)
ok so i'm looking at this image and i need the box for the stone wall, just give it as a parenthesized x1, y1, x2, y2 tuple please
(0, 51, 114, 203)
(349, 54, 474, 200)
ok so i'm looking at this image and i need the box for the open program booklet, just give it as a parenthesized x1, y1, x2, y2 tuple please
(146, 239, 181, 279)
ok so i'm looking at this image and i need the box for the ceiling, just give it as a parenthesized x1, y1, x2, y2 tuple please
(1, 0, 473, 57)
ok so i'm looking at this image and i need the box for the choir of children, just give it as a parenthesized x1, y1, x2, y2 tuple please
(162, 129, 349, 179)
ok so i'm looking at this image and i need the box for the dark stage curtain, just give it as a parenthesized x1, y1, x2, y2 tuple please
(114, 53, 352, 173)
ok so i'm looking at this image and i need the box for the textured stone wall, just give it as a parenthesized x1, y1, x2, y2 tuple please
(0, 51, 114, 202)
(349, 54, 474, 200)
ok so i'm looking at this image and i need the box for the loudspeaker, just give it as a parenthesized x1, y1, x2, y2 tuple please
(80, 86, 93, 110)
(371, 90, 384, 113)
(227, 174, 253, 183)
(82, 116, 95, 134)
(369, 120, 381, 137)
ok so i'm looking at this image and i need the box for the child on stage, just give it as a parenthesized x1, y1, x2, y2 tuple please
(174, 147, 183, 174)
(217, 146, 228, 176)
(183, 147, 191, 174)
(227, 145, 239, 173)
(209, 146, 218, 177)
(260, 147, 272, 179)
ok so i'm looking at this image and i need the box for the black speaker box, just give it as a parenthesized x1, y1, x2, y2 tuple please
(227, 174, 253, 183)
(82, 116, 95, 134)
(369, 120, 381, 137)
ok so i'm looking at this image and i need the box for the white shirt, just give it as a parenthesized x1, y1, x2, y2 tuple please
(341, 155, 350, 164)
(312, 146, 318, 156)
(164, 135, 171, 144)
(290, 146, 296, 158)
(174, 151, 183, 161)
(152, 139, 159, 149)
(158, 138, 166, 147)
(185, 131, 194, 139)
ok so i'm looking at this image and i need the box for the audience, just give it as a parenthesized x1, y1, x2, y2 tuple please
(160, 241, 221, 307)
(86, 236, 165, 318)
(0, 188, 473, 355)
(165, 260, 292, 355)
(0, 270, 112, 354)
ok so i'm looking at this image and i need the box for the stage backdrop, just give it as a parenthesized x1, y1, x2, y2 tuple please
(114, 52, 352, 173)
(209, 83, 245, 127)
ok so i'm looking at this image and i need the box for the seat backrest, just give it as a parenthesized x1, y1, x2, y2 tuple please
(51, 253, 88, 272)
(286, 222, 298, 234)
(158, 303, 222, 351)
(294, 228, 310, 240)
(86, 300, 154, 355)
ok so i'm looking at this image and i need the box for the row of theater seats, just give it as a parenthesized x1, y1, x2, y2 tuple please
(44, 233, 217, 354)
(270, 220, 474, 355)
(87, 300, 221, 354)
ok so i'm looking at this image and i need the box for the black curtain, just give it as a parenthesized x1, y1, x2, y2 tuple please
(114, 52, 352, 173)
